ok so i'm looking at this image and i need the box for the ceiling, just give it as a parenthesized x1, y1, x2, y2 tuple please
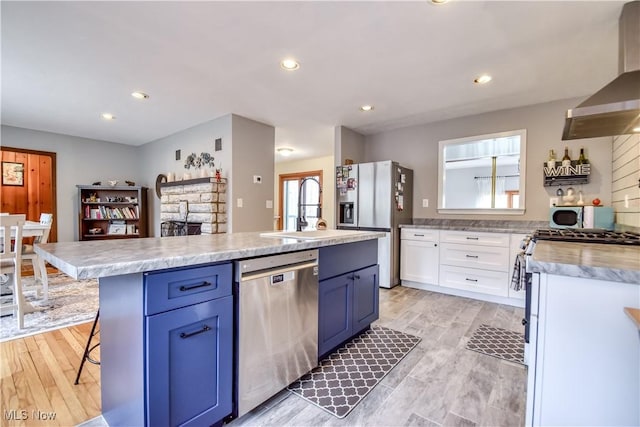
(1, 1, 627, 161)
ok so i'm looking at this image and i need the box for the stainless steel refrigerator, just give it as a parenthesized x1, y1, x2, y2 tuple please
(336, 160, 413, 288)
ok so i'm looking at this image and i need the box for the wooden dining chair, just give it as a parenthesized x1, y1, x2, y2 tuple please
(22, 213, 53, 300)
(0, 214, 26, 329)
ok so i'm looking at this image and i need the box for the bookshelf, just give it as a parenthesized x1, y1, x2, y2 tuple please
(77, 185, 148, 241)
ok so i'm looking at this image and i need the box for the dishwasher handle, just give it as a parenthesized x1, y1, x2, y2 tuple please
(239, 260, 318, 282)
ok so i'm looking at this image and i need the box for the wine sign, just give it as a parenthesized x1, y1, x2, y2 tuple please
(544, 162, 591, 176)
(543, 160, 590, 187)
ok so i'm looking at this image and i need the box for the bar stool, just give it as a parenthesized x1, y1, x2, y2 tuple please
(74, 310, 100, 384)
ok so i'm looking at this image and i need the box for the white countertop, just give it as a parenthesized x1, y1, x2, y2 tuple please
(528, 240, 640, 284)
(35, 230, 384, 280)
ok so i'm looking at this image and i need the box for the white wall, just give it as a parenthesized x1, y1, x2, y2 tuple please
(231, 114, 275, 232)
(1, 125, 140, 241)
(274, 155, 336, 230)
(364, 97, 614, 221)
(612, 133, 640, 228)
(138, 115, 232, 236)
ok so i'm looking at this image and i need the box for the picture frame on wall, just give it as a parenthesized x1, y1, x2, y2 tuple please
(2, 161, 24, 186)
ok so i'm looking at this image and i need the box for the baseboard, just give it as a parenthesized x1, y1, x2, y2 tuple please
(400, 280, 525, 308)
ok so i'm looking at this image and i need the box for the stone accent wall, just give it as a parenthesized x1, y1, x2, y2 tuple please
(160, 179, 227, 234)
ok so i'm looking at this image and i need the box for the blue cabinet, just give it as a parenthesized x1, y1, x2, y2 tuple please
(318, 264, 379, 359)
(353, 265, 380, 332)
(318, 273, 353, 355)
(145, 263, 232, 427)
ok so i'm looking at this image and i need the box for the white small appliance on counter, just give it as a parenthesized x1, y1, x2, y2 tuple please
(549, 206, 614, 230)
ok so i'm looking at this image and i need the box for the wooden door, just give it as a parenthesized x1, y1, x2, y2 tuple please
(0, 147, 57, 242)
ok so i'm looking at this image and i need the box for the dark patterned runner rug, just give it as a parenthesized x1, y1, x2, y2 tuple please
(287, 325, 421, 419)
(466, 324, 524, 365)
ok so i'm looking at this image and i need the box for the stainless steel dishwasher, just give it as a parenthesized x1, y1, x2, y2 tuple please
(235, 249, 319, 418)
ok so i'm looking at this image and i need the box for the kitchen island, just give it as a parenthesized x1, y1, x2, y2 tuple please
(525, 240, 640, 427)
(35, 229, 384, 427)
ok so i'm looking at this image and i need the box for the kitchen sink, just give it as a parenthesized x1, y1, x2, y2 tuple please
(260, 229, 364, 240)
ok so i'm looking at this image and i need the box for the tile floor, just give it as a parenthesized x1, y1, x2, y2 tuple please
(231, 286, 526, 427)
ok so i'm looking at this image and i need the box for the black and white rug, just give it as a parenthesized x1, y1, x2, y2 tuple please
(466, 324, 524, 365)
(0, 273, 98, 342)
(288, 326, 421, 419)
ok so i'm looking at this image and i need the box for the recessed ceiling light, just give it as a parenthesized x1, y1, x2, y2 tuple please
(474, 74, 492, 84)
(360, 105, 374, 112)
(431, 0, 450, 4)
(131, 91, 149, 100)
(101, 113, 116, 120)
(277, 147, 294, 156)
(280, 59, 300, 71)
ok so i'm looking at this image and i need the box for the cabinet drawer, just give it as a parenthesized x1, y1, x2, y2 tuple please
(439, 265, 508, 297)
(145, 263, 232, 315)
(401, 228, 439, 242)
(440, 243, 509, 272)
(440, 230, 509, 247)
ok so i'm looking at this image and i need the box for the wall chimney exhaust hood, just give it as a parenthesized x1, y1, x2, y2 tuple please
(562, 1, 640, 140)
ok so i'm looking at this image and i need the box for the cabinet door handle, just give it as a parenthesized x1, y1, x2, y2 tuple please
(414, 234, 424, 237)
(179, 281, 212, 292)
(466, 237, 479, 240)
(180, 325, 212, 339)
(465, 254, 479, 258)
(465, 278, 478, 282)
(521, 318, 528, 326)
(354, 274, 361, 280)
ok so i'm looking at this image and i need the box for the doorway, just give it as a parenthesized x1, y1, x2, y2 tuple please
(1, 147, 57, 242)
(278, 171, 323, 231)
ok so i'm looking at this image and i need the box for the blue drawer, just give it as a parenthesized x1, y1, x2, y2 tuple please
(145, 263, 232, 315)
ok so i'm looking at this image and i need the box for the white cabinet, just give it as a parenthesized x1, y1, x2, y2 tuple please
(439, 230, 510, 247)
(401, 228, 528, 306)
(527, 273, 640, 426)
(439, 243, 510, 272)
(400, 229, 439, 289)
(439, 230, 510, 297)
(439, 265, 508, 297)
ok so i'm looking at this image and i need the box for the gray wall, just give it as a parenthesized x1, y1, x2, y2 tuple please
(364, 97, 613, 221)
(1, 125, 140, 241)
(138, 114, 232, 236)
(231, 114, 275, 232)
(334, 126, 365, 166)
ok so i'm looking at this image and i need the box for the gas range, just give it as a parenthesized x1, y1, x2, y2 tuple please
(533, 228, 640, 245)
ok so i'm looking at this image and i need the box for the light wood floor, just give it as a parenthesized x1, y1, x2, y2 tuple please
(1, 263, 100, 427)
(0, 285, 525, 427)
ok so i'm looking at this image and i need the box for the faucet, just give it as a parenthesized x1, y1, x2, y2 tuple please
(296, 177, 322, 232)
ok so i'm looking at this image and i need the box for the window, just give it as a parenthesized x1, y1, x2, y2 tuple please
(438, 129, 526, 214)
